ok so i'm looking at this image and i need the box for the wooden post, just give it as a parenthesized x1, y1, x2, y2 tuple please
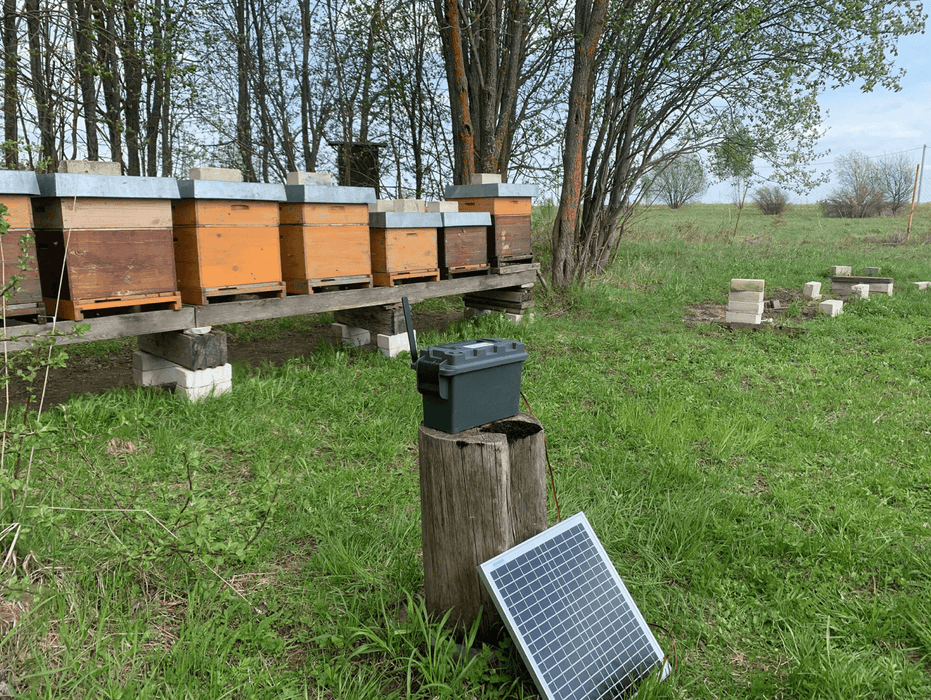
(418, 412, 547, 640)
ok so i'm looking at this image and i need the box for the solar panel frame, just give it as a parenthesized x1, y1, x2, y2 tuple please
(478, 512, 670, 700)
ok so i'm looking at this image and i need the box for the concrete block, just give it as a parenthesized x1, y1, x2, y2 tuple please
(728, 290, 765, 304)
(730, 278, 765, 293)
(376, 331, 415, 358)
(832, 281, 856, 295)
(189, 167, 242, 182)
(426, 201, 459, 213)
(470, 173, 503, 185)
(368, 199, 395, 213)
(504, 311, 534, 324)
(727, 301, 765, 315)
(870, 282, 893, 296)
(864, 267, 881, 276)
(133, 350, 178, 372)
(395, 199, 426, 213)
(138, 330, 228, 370)
(176, 380, 233, 402)
(850, 283, 869, 299)
(819, 299, 843, 317)
(183, 326, 212, 336)
(286, 171, 335, 187)
(464, 307, 493, 319)
(330, 322, 371, 348)
(830, 265, 852, 275)
(914, 281, 929, 290)
(803, 282, 822, 299)
(57, 160, 121, 176)
(133, 366, 180, 387)
(171, 363, 232, 390)
(725, 311, 762, 324)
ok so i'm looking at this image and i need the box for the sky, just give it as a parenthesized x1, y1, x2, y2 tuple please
(704, 29, 931, 204)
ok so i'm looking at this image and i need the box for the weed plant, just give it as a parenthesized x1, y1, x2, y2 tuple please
(2, 204, 931, 697)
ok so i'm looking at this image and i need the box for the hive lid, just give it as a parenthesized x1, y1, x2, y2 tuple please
(0, 171, 40, 196)
(369, 211, 443, 229)
(176, 179, 286, 202)
(444, 182, 539, 199)
(417, 338, 528, 376)
(284, 184, 376, 205)
(440, 212, 492, 227)
(36, 173, 181, 199)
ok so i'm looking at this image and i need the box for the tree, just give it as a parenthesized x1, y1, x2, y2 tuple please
(548, 0, 925, 288)
(645, 154, 707, 209)
(752, 186, 789, 215)
(876, 151, 916, 215)
(823, 150, 885, 218)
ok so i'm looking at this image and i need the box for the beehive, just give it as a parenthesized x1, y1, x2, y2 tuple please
(279, 184, 376, 293)
(173, 180, 286, 304)
(368, 211, 441, 286)
(31, 173, 181, 320)
(0, 171, 43, 318)
(444, 183, 538, 266)
(437, 211, 491, 279)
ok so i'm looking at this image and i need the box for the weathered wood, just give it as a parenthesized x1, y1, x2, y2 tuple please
(334, 303, 407, 335)
(419, 413, 546, 639)
(438, 225, 488, 273)
(831, 275, 895, 285)
(464, 288, 533, 304)
(46, 291, 182, 321)
(372, 268, 440, 287)
(32, 198, 173, 230)
(1, 228, 42, 309)
(488, 214, 532, 262)
(138, 329, 228, 370)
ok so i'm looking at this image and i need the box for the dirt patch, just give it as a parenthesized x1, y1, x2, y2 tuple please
(685, 287, 820, 327)
(4, 310, 462, 409)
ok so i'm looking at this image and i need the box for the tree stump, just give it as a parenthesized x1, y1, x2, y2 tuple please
(418, 411, 547, 640)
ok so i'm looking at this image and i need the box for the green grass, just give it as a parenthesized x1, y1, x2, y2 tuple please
(3, 203, 931, 698)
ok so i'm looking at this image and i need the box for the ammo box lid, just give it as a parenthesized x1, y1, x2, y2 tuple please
(417, 338, 527, 376)
(36, 173, 181, 199)
(0, 170, 40, 195)
(176, 179, 286, 202)
(284, 184, 376, 205)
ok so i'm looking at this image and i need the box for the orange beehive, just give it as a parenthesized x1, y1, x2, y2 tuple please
(0, 172, 43, 318)
(368, 211, 441, 286)
(172, 180, 286, 304)
(445, 183, 538, 266)
(279, 185, 375, 293)
(31, 174, 181, 320)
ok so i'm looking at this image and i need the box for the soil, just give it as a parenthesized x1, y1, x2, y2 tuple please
(684, 287, 820, 326)
(5, 310, 461, 410)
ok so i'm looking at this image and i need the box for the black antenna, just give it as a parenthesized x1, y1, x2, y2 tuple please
(402, 296, 418, 369)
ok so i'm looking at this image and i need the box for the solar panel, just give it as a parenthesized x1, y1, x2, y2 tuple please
(478, 512, 670, 700)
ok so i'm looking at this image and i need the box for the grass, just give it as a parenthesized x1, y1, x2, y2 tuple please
(2, 203, 931, 698)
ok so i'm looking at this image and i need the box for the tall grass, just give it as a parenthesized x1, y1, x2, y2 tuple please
(2, 203, 931, 697)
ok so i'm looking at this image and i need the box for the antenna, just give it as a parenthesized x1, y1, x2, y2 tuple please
(401, 296, 418, 369)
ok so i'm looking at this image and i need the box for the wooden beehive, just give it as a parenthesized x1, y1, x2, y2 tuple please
(279, 185, 375, 293)
(0, 171, 43, 318)
(445, 183, 538, 266)
(31, 174, 181, 320)
(172, 180, 286, 305)
(437, 212, 491, 279)
(368, 212, 441, 286)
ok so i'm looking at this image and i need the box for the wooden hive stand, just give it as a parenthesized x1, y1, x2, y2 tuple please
(279, 181, 375, 294)
(0, 171, 45, 319)
(173, 179, 287, 305)
(368, 211, 441, 286)
(445, 182, 539, 267)
(32, 172, 182, 321)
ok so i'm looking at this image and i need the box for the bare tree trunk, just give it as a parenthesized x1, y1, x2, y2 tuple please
(68, 0, 99, 160)
(299, 0, 312, 169)
(24, 0, 57, 170)
(235, 0, 255, 180)
(123, 0, 142, 175)
(551, 0, 607, 289)
(434, 0, 474, 183)
(94, 0, 123, 166)
(146, 0, 164, 176)
(3, 0, 18, 167)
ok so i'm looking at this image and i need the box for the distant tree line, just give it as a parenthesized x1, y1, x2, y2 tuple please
(1, 0, 924, 286)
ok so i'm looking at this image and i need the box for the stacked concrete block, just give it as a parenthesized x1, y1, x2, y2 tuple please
(819, 300, 843, 317)
(134, 329, 232, 400)
(870, 282, 893, 296)
(725, 279, 764, 324)
(850, 283, 869, 300)
(330, 323, 371, 348)
(376, 330, 416, 358)
(471, 173, 503, 185)
(803, 282, 822, 300)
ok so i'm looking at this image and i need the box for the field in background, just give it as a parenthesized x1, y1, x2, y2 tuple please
(2, 203, 931, 698)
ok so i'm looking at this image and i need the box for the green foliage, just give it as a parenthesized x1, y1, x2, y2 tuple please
(752, 185, 789, 215)
(645, 154, 708, 209)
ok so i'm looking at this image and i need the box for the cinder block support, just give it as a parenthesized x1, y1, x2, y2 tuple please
(330, 323, 371, 347)
(726, 278, 764, 325)
(830, 265, 852, 275)
(138, 329, 228, 371)
(334, 304, 408, 336)
(377, 331, 416, 358)
(851, 283, 869, 299)
(803, 282, 822, 300)
(819, 300, 843, 317)
(133, 350, 232, 401)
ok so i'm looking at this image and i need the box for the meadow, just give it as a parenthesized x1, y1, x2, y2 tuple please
(2, 201, 931, 698)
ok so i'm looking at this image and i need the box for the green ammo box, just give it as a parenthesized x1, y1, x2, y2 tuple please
(415, 338, 529, 434)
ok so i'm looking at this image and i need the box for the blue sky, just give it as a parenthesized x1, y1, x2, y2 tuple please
(705, 29, 930, 204)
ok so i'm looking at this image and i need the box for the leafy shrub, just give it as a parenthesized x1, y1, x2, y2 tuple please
(752, 186, 789, 215)
(821, 184, 885, 218)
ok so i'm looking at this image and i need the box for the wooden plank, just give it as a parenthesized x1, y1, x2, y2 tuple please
(0, 195, 34, 228)
(464, 288, 533, 304)
(1, 307, 195, 352)
(193, 269, 537, 326)
(47, 291, 182, 321)
(32, 198, 173, 230)
(172, 199, 279, 227)
(279, 202, 369, 226)
(831, 275, 894, 285)
(138, 329, 228, 370)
